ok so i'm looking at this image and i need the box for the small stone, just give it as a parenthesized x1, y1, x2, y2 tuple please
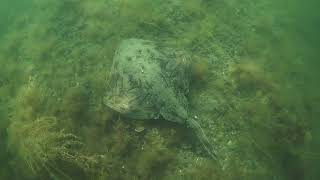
(135, 126, 145, 133)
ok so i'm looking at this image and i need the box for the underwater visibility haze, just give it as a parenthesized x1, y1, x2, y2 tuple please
(0, 0, 319, 179)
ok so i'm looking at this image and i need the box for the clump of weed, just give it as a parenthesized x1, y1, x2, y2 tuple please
(61, 86, 89, 123)
(230, 60, 276, 95)
(132, 128, 176, 179)
(190, 55, 211, 86)
(109, 120, 133, 156)
(10, 79, 47, 122)
(7, 116, 98, 179)
(183, 159, 221, 180)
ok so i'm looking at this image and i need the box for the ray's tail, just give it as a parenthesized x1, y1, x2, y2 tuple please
(187, 118, 218, 161)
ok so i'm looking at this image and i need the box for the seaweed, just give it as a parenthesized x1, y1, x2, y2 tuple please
(0, 0, 317, 179)
(61, 86, 90, 124)
(132, 129, 176, 179)
(7, 116, 95, 179)
(230, 60, 276, 95)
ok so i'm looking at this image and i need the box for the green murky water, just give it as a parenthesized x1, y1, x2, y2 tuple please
(0, 0, 319, 179)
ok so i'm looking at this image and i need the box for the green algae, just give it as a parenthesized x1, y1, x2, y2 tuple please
(0, 0, 319, 179)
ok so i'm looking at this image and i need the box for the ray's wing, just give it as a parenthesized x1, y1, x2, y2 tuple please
(160, 49, 191, 96)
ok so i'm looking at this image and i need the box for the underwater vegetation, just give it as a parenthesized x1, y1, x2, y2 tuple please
(8, 117, 83, 177)
(0, 0, 318, 179)
(6, 81, 101, 179)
